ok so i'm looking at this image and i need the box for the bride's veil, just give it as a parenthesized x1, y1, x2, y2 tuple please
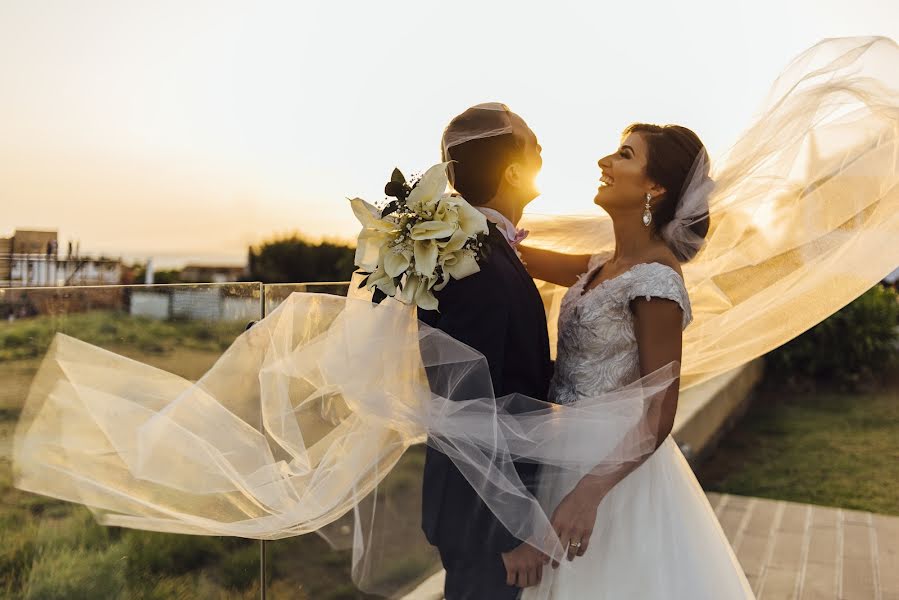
(11, 37, 899, 598)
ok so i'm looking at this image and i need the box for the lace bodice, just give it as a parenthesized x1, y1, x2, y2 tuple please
(550, 251, 693, 405)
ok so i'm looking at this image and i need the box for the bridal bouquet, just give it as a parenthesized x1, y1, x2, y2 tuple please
(350, 162, 489, 310)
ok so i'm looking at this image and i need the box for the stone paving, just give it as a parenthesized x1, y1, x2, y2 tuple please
(709, 492, 899, 600)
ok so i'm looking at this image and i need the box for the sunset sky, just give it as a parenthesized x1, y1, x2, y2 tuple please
(2, 1, 898, 267)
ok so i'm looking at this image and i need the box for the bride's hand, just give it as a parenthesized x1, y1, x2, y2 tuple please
(549, 477, 610, 566)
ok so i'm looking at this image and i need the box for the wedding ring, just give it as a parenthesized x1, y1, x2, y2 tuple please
(569, 541, 582, 548)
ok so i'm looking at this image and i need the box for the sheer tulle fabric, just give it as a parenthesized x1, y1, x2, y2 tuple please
(12, 36, 899, 598)
(525, 36, 899, 389)
(14, 294, 677, 594)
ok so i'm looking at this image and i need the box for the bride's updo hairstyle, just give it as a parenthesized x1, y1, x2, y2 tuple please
(625, 123, 712, 262)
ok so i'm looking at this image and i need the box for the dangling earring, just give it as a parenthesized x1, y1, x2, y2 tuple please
(642, 193, 653, 227)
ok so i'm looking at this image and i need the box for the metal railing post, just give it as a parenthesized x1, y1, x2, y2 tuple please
(259, 282, 267, 600)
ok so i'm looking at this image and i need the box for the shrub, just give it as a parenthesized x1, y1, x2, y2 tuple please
(766, 285, 899, 390)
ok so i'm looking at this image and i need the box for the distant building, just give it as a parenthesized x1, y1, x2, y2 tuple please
(179, 264, 247, 284)
(10, 230, 57, 255)
(0, 229, 122, 287)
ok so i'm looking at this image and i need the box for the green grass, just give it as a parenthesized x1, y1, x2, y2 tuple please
(0, 489, 261, 599)
(697, 369, 899, 515)
(0, 311, 247, 417)
(22, 545, 128, 600)
(0, 310, 242, 361)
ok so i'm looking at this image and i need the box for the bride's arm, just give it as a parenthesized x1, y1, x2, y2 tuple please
(548, 297, 684, 564)
(630, 296, 683, 447)
(517, 246, 591, 287)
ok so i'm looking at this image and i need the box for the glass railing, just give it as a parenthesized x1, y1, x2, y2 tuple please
(262, 282, 349, 316)
(0, 281, 444, 599)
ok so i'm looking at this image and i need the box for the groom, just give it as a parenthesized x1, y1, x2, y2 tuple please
(418, 103, 553, 598)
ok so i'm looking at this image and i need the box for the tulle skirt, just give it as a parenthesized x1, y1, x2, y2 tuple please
(524, 436, 755, 600)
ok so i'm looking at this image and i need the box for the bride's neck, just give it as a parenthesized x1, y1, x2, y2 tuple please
(611, 214, 656, 262)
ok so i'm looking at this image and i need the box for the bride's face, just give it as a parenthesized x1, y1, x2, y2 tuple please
(594, 132, 657, 213)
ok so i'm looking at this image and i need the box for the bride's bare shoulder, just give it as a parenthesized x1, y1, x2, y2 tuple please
(643, 246, 683, 279)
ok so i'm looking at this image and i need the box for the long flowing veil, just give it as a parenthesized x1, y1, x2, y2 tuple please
(12, 36, 899, 598)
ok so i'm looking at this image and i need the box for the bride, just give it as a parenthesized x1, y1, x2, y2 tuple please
(518, 123, 754, 598)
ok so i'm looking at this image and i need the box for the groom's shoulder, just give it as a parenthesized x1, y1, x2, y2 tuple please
(433, 249, 509, 309)
(439, 256, 505, 298)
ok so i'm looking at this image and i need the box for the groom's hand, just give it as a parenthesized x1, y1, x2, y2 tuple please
(501, 542, 548, 588)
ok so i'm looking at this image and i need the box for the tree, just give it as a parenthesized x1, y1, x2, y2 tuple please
(247, 235, 355, 283)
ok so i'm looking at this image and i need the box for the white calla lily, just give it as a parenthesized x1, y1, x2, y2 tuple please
(367, 264, 396, 297)
(406, 162, 450, 214)
(439, 228, 470, 253)
(432, 277, 450, 292)
(456, 199, 489, 236)
(415, 284, 439, 311)
(355, 229, 390, 272)
(384, 246, 412, 277)
(399, 275, 438, 311)
(350, 197, 398, 272)
(398, 274, 420, 305)
(443, 251, 481, 280)
(414, 239, 438, 278)
(349, 197, 394, 232)
(411, 220, 456, 240)
(432, 195, 461, 227)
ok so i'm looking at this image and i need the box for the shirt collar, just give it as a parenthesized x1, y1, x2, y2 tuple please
(475, 207, 529, 247)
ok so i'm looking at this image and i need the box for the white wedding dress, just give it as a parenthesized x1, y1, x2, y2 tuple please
(524, 251, 755, 600)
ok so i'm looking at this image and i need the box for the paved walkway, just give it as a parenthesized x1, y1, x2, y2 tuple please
(403, 492, 899, 599)
(710, 492, 898, 600)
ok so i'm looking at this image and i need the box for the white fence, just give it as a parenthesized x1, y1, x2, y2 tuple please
(130, 289, 258, 322)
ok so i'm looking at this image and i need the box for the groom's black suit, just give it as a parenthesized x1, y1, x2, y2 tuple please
(417, 223, 553, 600)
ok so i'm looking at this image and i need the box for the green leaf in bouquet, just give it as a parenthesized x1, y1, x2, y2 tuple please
(381, 200, 400, 218)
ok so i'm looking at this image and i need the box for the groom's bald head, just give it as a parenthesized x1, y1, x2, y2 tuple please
(441, 103, 541, 207)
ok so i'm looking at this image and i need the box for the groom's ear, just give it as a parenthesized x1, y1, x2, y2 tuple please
(503, 161, 526, 189)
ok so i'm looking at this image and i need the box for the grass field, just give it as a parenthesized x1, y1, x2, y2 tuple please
(697, 365, 899, 516)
